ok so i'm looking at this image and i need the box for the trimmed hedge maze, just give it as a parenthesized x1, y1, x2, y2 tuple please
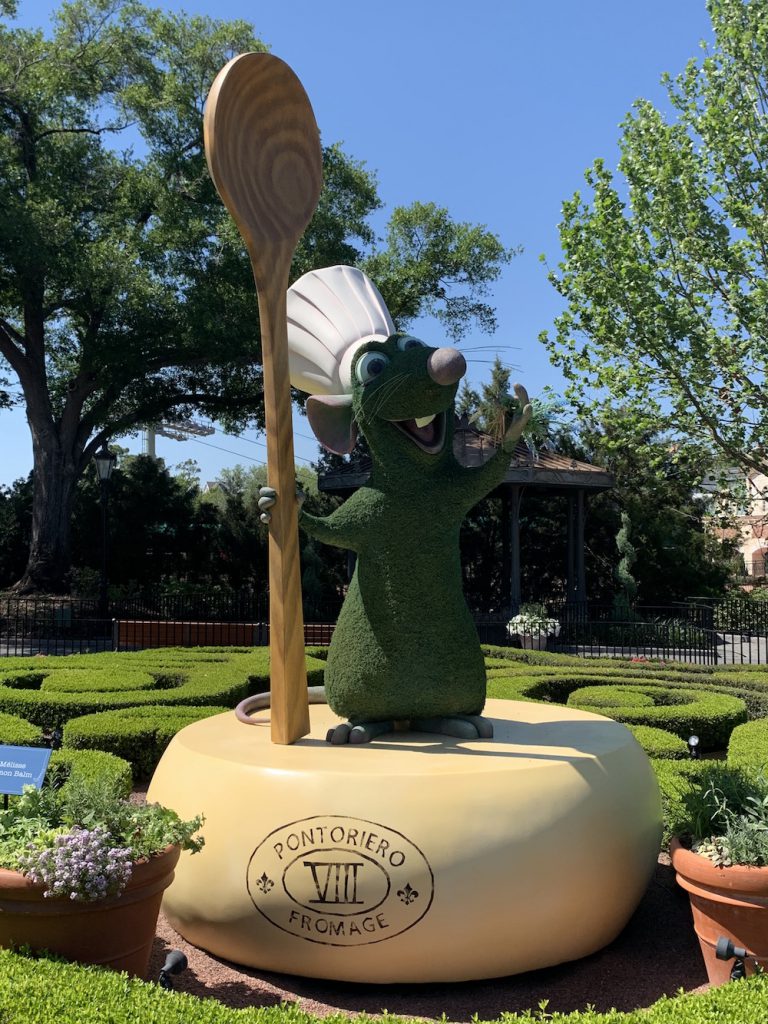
(566, 684, 747, 749)
(0, 648, 328, 780)
(3, 641, 768, 798)
(484, 646, 762, 753)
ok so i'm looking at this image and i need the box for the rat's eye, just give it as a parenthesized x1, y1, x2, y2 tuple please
(397, 336, 427, 352)
(356, 351, 390, 385)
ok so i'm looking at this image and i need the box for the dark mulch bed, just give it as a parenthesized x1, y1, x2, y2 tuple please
(147, 852, 709, 1021)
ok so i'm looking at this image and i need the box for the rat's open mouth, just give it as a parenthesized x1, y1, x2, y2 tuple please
(390, 412, 446, 454)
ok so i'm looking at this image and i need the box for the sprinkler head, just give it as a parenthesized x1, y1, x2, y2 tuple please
(158, 949, 188, 990)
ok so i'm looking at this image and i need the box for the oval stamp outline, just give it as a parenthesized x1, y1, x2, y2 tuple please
(246, 813, 435, 947)
(282, 846, 391, 916)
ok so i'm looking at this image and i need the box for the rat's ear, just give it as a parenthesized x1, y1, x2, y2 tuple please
(306, 394, 359, 455)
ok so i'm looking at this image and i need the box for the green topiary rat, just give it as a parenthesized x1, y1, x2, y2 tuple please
(260, 266, 531, 744)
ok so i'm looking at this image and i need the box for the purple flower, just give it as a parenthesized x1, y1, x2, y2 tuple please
(19, 827, 133, 902)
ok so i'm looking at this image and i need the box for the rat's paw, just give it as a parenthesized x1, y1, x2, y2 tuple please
(257, 486, 277, 524)
(326, 720, 395, 744)
(502, 383, 532, 453)
(258, 483, 306, 525)
(412, 715, 494, 740)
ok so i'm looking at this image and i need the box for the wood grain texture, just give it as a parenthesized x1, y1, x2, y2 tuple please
(205, 52, 322, 744)
(205, 53, 322, 274)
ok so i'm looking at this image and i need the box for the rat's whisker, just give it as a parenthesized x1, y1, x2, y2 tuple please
(465, 359, 521, 370)
(375, 373, 409, 416)
(460, 345, 522, 352)
(367, 373, 408, 418)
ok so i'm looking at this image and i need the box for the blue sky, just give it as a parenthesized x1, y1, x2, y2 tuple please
(0, 0, 714, 486)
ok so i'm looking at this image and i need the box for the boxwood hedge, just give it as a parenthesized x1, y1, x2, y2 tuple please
(566, 683, 747, 750)
(728, 718, 768, 775)
(625, 724, 688, 760)
(648, 757, 721, 844)
(63, 705, 233, 780)
(0, 710, 41, 745)
(0, 650, 327, 727)
(46, 747, 133, 797)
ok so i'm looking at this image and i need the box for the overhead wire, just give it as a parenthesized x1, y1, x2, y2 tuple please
(187, 431, 317, 466)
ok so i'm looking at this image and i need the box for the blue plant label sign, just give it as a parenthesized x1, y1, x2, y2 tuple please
(0, 745, 52, 796)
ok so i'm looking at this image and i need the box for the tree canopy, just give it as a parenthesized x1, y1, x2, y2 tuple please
(0, 0, 514, 591)
(542, 0, 768, 481)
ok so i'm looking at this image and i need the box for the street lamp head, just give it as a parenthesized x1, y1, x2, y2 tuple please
(93, 445, 116, 482)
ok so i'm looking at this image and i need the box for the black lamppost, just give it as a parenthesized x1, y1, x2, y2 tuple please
(93, 445, 116, 618)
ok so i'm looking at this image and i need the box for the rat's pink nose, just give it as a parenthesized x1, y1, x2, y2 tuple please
(427, 347, 466, 385)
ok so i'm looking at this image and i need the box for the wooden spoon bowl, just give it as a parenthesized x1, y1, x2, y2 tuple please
(205, 53, 322, 271)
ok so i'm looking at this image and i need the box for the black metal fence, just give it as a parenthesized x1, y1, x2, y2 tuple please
(475, 599, 768, 665)
(109, 589, 270, 623)
(477, 616, 721, 664)
(0, 594, 766, 664)
(0, 599, 113, 657)
(0, 594, 339, 656)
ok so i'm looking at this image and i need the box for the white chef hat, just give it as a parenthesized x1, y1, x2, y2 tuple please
(286, 265, 395, 455)
(287, 265, 395, 396)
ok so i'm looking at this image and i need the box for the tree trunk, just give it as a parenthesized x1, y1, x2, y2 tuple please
(12, 433, 81, 594)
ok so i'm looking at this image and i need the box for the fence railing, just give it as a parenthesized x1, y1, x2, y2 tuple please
(687, 596, 768, 635)
(0, 596, 339, 655)
(0, 595, 766, 664)
(475, 603, 767, 665)
(0, 599, 113, 656)
(480, 619, 721, 665)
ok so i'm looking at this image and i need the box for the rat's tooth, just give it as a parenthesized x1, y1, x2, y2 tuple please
(415, 415, 436, 428)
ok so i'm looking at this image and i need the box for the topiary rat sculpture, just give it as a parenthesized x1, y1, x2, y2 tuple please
(260, 266, 531, 744)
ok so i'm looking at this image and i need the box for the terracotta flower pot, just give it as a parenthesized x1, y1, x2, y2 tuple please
(0, 843, 180, 977)
(670, 837, 768, 984)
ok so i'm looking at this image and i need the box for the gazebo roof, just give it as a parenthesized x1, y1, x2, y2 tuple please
(318, 415, 614, 495)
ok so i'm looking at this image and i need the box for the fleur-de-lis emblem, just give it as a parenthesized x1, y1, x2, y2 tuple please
(397, 883, 418, 905)
(256, 872, 274, 895)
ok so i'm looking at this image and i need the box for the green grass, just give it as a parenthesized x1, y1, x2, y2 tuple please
(2, 948, 768, 1023)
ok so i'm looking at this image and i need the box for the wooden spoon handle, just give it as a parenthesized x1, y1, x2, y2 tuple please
(257, 263, 310, 745)
(204, 52, 321, 745)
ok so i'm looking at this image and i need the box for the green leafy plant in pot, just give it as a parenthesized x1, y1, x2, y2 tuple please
(0, 776, 203, 977)
(670, 766, 768, 985)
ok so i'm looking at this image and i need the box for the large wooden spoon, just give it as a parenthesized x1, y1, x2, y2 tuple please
(204, 53, 322, 744)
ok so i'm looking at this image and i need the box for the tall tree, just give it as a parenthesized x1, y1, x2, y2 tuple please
(542, 0, 768, 482)
(0, 0, 514, 593)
